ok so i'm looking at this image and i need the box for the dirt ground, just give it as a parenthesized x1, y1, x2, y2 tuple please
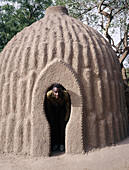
(1, 137, 129, 170)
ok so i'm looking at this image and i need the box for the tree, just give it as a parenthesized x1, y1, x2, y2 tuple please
(54, 0, 100, 26)
(54, 0, 129, 82)
(1, 0, 129, 79)
(98, 0, 129, 82)
(0, 0, 53, 52)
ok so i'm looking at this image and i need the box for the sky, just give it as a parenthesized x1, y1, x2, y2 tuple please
(123, 55, 129, 68)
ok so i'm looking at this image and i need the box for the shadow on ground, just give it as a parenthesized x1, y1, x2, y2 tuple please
(51, 150, 65, 157)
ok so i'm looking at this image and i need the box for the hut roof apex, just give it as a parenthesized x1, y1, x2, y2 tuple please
(45, 6, 68, 16)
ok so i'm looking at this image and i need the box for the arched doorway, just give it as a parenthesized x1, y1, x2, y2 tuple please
(31, 59, 84, 156)
(44, 84, 71, 153)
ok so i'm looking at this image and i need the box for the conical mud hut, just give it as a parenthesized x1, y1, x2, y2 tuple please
(0, 6, 128, 156)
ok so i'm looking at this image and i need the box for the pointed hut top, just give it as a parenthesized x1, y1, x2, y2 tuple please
(45, 6, 68, 16)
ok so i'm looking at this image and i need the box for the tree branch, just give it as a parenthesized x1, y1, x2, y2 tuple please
(119, 48, 129, 64)
(112, 6, 126, 17)
(98, 1, 114, 45)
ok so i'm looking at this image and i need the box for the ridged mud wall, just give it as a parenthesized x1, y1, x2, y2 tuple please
(0, 6, 128, 156)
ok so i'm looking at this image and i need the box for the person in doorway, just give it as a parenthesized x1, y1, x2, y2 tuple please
(45, 84, 70, 151)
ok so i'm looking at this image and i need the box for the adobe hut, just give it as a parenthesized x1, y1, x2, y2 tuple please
(0, 6, 128, 156)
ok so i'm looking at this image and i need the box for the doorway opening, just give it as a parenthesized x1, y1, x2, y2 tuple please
(44, 83, 71, 153)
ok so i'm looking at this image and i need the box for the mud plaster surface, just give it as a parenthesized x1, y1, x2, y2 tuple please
(0, 137, 129, 170)
(0, 6, 128, 156)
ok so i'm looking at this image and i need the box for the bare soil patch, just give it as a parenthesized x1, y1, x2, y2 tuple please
(1, 137, 129, 170)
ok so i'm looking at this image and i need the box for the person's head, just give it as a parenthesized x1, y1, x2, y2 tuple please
(52, 84, 62, 99)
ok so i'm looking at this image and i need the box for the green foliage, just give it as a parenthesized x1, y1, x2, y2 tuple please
(54, 0, 129, 66)
(0, 0, 129, 55)
(54, 0, 100, 23)
(126, 68, 129, 76)
(54, 0, 129, 36)
(0, 0, 53, 52)
(126, 68, 129, 85)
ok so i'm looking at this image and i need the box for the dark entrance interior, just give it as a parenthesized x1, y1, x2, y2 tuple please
(44, 84, 71, 153)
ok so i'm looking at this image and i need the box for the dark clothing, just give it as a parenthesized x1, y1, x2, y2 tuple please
(48, 104, 66, 145)
(45, 90, 70, 147)
(46, 90, 70, 121)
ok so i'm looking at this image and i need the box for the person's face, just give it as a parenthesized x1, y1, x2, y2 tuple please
(52, 87, 62, 99)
